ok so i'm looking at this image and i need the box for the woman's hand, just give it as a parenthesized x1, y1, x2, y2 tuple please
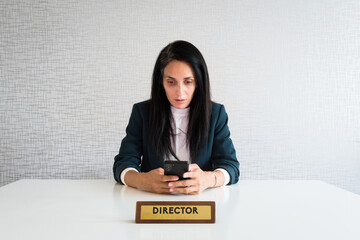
(125, 164, 224, 195)
(125, 168, 179, 194)
(168, 164, 220, 195)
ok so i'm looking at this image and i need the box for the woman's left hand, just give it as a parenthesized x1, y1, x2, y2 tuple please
(167, 164, 215, 195)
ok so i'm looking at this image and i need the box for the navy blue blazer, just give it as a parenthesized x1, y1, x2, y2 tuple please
(113, 100, 240, 185)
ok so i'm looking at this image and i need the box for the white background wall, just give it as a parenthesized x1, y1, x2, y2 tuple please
(1, 0, 359, 194)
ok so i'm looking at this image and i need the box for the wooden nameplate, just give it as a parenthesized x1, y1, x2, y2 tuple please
(135, 201, 215, 223)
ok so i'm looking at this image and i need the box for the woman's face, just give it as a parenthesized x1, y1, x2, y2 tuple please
(163, 60, 196, 109)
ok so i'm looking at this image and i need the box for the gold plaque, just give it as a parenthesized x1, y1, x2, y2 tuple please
(135, 201, 215, 223)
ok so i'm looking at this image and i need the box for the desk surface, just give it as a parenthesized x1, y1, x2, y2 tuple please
(0, 180, 359, 240)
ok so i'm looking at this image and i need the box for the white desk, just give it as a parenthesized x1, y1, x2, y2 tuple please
(0, 180, 359, 240)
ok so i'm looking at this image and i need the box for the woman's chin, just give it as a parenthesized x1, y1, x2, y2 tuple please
(172, 102, 188, 109)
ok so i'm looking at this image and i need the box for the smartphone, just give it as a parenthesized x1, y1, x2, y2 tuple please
(164, 161, 189, 180)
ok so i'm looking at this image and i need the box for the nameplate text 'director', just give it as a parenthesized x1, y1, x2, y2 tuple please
(135, 201, 215, 223)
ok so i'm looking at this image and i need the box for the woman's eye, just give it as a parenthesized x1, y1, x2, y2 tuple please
(185, 80, 193, 84)
(167, 81, 174, 84)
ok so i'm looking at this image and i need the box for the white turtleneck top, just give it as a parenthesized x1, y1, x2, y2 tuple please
(168, 106, 190, 161)
(121, 106, 230, 186)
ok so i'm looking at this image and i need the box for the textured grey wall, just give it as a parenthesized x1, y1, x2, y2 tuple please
(1, 0, 359, 194)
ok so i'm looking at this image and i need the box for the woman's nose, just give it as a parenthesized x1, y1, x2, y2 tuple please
(176, 83, 184, 95)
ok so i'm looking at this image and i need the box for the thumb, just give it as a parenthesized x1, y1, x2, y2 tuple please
(156, 167, 165, 175)
(188, 163, 200, 172)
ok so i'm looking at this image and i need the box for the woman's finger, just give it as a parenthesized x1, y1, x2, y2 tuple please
(168, 179, 196, 188)
(188, 163, 200, 171)
(160, 175, 179, 182)
(183, 170, 199, 179)
(171, 185, 199, 195)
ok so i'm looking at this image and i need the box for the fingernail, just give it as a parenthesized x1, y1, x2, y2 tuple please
(168, 183, 172, 187)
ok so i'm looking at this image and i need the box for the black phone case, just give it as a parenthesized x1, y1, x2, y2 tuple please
(164, 161, 189, 180)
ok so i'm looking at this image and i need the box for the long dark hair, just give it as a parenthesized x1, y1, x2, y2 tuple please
(149, 40, 212, 162)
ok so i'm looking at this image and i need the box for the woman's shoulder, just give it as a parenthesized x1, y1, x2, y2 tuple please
(128, 100, 150, 120)
(211, 101, 225, 114)
(133, 99, 151, 110)
(210, 101, 229, 125)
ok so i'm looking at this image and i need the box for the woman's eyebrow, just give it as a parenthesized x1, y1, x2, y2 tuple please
(165, 76, 194, 80)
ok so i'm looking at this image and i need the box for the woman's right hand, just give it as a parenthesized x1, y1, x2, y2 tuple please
(124, 168, 179, 194)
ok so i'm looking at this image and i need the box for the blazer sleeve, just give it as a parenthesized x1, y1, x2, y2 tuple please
(113, 104, 143, 184)
(211, 105, 240, 184)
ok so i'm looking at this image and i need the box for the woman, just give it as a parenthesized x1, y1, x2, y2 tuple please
(113, 40, 239, 195)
